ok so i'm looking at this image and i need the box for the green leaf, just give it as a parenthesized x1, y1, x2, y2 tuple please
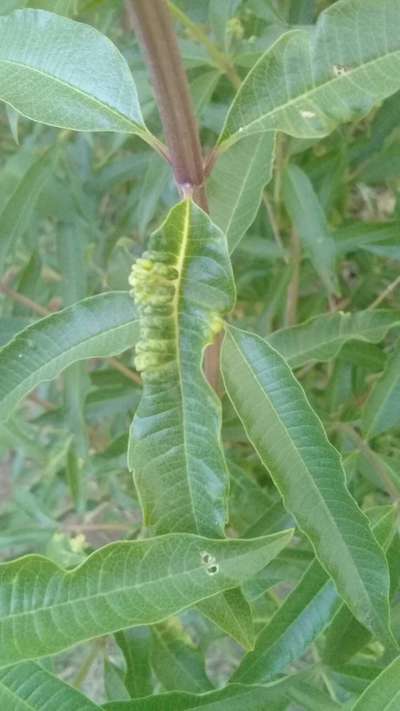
(128, 200, 235, 536)
(362, 340, 400, 438)
(268, 309, 400, 368)
(220, 0, 400, 147)
(151, 621, 212, 693)
(115, 628, 153, 699)
(197, 588, 255, 650)
(221, 325, 394, 646)
(236, 506, 396, 683)
(233, 559, 338, 683)
(0, 530, 292, 668)
(282, 164, 338, 294)
(103, 672, 338, 710)
(208, 132, 275, 253)
(0, 148, 54, 272)
(0, 9, 149, 137)
(0, 661, 100, 709)
(351, 656, 400, 710)
(0, 292, 139, 422)
(322, 506, 398, 666)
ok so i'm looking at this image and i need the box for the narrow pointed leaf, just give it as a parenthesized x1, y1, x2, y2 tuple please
(221, 325, 394, 646)
(362, 340, 400, 438)
(128, 200, 235, 536)
(233, 559, 338, 683)
(0, 530, 292, 668)
(0, 9, 149, 136)
(115, 628, 153, 699)
(0, 148, 54, 272)
(150, 622, 212, 693)
(103, 673, 338, 710)
(208, 132, 275, 253)
(282, 164, 338, 295)
(0, 662, 100, 709)
(0, 292, 139, 421)
(269, 309, 400, 368)
(197, 588, 255, 650)
(220, 0, 400, 147)
(351, 656, 400, 710)
(235, 506, 396, 683)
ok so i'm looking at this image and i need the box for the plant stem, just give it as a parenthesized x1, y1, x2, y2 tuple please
(129, 0, 206, 207)
(130, 0, 222, 386)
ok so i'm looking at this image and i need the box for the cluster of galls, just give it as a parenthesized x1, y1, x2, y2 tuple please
(129, 250, 179, 380)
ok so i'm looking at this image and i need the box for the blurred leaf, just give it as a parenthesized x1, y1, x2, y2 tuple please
(283, 164, 338, 294)
(269, 309, 400, 368)
(151, 620, 212, 693)
(0, 292, 139, 421)
(0, 661, 100, 709)
(103, 672, 339, 710)
(115, 628, 153, 699)
(362, 340, 400, 438)
(208, 132, 276, 253)
(234, 559, 338, 683)
(351, 656, 400, 710)
(197, 588, 255, 651)
(0, 148, 54, 272)
(236, 505, 396, 683)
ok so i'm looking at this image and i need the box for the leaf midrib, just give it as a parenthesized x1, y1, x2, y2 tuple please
(225, 329, 374, 618)
(222, 30, 400, 142)
(0, 540, 273, 625)
(173, 200, 200, 533)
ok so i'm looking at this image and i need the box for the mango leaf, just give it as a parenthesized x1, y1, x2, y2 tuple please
(0, 292, 139, 421)
(0, 148, 54, 272)
(208, 132, 275, 253)
(351, 656, 400, 710)
(282, 164, 338, 295)
(128, 200, 235, 536)
(235, 506, 396, 683)
(268, 309, 400, 368)
(0, 529, 292, 668)
(221, 325, 394, 646)
(115, 628, 153, 700)
(323, 507, 398, 667)
(233, 559, 338, 683)
(150, 621, 212, 693)
(103, 672, 339, 710)
(362, 340, 400, 438)
(197, 588, 255, 650)
(220, 0, 400, 147)
(0, 662, 100, 709)
(0, 9, 150, 138)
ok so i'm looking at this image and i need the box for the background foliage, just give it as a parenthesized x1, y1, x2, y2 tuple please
(1, 0, 400, 708)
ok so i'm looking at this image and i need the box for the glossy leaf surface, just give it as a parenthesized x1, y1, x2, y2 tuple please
(221, 325, 393, 645)
(128, 200, 235, 536)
